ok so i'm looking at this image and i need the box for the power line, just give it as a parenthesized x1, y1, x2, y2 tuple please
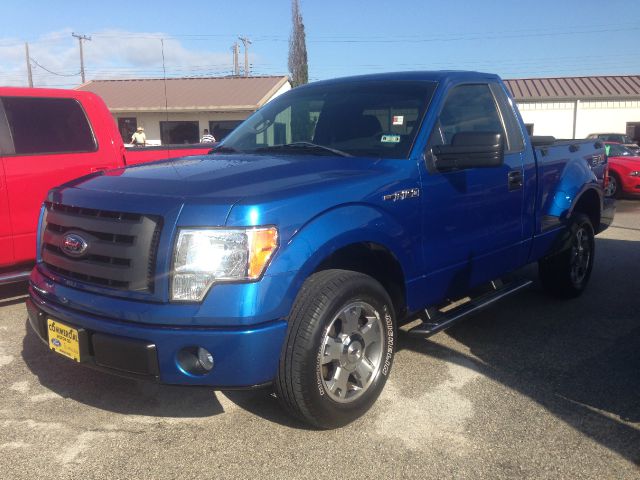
(29, 57, 80, 76)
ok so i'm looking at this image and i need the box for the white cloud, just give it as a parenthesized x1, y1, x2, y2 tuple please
(0, 29, 248, 88)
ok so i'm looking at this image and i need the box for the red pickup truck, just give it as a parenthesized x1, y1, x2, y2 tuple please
(0, 87, 213, 282)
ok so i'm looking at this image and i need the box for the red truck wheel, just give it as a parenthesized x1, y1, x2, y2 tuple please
(275, 269, 395, 429)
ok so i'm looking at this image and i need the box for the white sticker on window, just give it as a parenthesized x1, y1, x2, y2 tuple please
(392, 115, 404, 126)
(381, 134, 401, 143)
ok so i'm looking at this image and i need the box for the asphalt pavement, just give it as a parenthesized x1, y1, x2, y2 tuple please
(0, 201, 639, 479)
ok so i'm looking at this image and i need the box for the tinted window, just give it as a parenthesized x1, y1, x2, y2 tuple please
(2, 97, 96, 155)
(222, 81, 437, 159)
(490, 83, 525, 152)
(437, 85, 504, 145)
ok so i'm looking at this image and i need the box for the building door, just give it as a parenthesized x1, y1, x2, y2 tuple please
(118, 117, 137, 143)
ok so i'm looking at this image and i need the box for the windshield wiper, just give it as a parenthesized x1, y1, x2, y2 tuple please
(210, 145, 239, 154)
(255, 142, 352, 157)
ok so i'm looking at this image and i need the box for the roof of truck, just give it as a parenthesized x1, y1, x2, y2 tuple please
(304, 70, 501, 87)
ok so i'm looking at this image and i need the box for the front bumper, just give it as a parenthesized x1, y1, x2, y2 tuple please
(621, 176, 640, 196)
(27, 286, 287, 387)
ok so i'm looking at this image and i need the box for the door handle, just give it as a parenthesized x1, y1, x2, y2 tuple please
(508, 170, 523, 191)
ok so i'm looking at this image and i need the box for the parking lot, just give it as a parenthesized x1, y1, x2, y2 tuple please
(0, 201, 638, 480)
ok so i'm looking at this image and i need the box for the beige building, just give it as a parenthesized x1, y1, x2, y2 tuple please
(77, 76, 291, 145)
(504, 75, 640, 141)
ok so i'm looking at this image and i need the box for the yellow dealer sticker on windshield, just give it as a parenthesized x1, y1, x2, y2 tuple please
(47, 319, 81, 362)
(381, 134, 401, 143)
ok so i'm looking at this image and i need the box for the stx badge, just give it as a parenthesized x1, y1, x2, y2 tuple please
(383, 188, 420, 202)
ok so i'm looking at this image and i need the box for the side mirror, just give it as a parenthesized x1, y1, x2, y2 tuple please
(431, 132, 504, 171)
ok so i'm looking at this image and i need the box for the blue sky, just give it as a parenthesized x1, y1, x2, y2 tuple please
(1, 0, 639, 88)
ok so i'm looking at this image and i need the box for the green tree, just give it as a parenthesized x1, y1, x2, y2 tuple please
(288, 0, 308, 88)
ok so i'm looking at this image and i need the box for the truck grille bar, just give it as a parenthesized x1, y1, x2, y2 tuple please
(41, 202, 162, 292)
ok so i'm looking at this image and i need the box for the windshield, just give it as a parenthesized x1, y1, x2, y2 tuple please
(220, 80, 437, 159)
(606, 143, 634, 157)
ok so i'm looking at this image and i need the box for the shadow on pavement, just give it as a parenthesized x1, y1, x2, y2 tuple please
(400, 236, 640, 464)
(21, 322, 225, 418)
(0, 281, 28, 307)
(16, 235, 640, 445)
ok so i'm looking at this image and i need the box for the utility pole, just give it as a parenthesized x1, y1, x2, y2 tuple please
(72, 32, 91, 84)
(24, 42, 33, 87)
(238, 36, 251, 77)
(231, 42, 240, 76)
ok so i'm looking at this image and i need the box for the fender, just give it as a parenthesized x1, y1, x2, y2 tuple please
(267, 203, 416, 312)
(566, 184, 603, 220)
(545, 157, 598, 220)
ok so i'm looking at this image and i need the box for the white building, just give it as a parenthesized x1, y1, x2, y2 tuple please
(504, 75, 640, 141)
(77, 76, 291, 144)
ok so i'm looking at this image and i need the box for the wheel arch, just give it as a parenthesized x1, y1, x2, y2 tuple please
(569, 186, 601, 233)
(268, 204, 416, 321)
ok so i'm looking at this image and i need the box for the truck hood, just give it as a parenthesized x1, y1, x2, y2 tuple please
(67, 154, 391, 202)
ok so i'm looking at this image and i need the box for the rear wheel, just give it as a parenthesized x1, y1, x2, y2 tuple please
(275, 269, 395, 429)
(538, 213, 595, 298)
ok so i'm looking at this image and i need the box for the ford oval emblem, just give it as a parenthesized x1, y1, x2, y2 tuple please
(62, 233, 88, 258)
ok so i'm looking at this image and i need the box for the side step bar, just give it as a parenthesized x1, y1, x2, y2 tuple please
(407, 279, 533, 337)
(0, 270, 31, 286)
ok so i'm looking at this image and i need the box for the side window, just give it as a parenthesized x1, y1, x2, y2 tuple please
(2, 97, 96, 155)
(437, 84, 504, 145)
(490, 83, 525, 153)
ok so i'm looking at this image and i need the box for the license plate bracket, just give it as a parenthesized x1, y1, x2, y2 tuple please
(47, 319, 85, 362)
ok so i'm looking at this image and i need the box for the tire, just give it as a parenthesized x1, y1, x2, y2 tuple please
(275, 269, 396, 429)
(538, 213, 595, 298)
(605, 172, 622, 199)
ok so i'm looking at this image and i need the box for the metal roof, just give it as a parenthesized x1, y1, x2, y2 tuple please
(504, 75, 640, 102)
(76, 76, 290, 112)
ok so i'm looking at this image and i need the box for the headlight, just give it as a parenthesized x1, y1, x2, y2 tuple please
(629, 171, 640, 177)
(171, 227, 278, 302)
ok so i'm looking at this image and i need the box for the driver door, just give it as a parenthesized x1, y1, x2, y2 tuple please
(419, 83, 525, 299)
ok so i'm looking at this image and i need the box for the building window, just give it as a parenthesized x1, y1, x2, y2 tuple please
(118, 117, 137, 143)
(627, 122, 640, 144)
(208, 120, 243, 142)
(160, 121, 199, 144)
(1, 97, 96, 155)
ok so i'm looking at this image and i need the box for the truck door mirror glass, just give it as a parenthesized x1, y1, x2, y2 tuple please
(431, 131, 504, 171)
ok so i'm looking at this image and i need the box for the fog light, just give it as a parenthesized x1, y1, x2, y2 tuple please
(197, 347, 214, 372)
(177, 346, 215, 375)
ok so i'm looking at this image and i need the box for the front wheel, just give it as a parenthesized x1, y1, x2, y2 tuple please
(605, 172, 621, 199)
(275, 269, 395, 429)
(538, 213, 595, 298)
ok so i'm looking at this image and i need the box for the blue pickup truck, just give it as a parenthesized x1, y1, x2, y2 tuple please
(27, 71, 615, 428)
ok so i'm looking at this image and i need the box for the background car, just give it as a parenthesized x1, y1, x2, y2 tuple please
(604, 142, 640, 198)
(589, 133, 640, 154)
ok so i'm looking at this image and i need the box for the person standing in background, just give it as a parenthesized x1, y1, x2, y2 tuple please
(131, 126, 146, 146)
(200, 129, 216, 143)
